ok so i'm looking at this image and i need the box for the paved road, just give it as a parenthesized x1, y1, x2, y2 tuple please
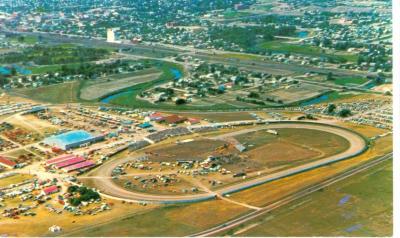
(190, 152, 392, 236)
(83, 121, 367, 203)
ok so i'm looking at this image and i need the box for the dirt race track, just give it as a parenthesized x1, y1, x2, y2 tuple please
(81, 121, 367, 204)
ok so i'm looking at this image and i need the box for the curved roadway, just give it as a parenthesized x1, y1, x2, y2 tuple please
(84, 122, 367, 204)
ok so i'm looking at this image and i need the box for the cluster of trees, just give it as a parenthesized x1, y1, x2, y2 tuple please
(326, 104, 352, 117)
(67, 186, 100, 206)
(209, 25, 296, 50)
(0, 45, 110, 65)
(59, 60, 149, 79)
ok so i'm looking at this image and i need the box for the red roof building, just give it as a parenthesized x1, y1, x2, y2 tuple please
(186, 118, 201, 125)
(149, 112, 166, 122)
(163, 115, 187, 124)
(42, 185, 59, 195)
(0, 156, 16, 169)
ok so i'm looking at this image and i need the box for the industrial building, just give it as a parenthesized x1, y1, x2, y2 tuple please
(43, 130, 105, 150)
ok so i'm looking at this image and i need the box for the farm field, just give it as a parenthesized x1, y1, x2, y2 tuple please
(222, 159, 392, 236)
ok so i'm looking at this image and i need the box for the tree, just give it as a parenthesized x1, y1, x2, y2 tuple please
(327, 104, 336, 113)
(248, 92, 260, 98)
(339, 108, 351, 117)
(175, 98, 186, 105)
(69, 197, 81, 206)
(326, 72, 334, 81)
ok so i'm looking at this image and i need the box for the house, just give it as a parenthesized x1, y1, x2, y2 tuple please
(42, 185, 59, 196)
(0, 156, 16, 169)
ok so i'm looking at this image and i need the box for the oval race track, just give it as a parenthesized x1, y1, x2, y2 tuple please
(85, 121, 368, 204)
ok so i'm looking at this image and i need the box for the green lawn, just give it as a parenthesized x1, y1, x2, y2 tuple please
(223, 11, 253, 19)
(334, 77, 369, 86)
(222, 159, 393, 236)
(27, 63, 82, 74)
(8, 35, 38, 45)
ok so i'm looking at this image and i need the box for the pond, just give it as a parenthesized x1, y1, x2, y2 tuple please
(300, 94, 329, 106)
(0, 65, 32, 75)
(297, 31, 309, 38)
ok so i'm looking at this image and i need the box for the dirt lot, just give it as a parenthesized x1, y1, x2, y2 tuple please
(265, 83, 328, 104)
(113, 175, 203, 196)
(144, 139, 227, 162)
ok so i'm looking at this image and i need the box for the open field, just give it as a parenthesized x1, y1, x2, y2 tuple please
(245, 141, 320, 166)
(223, 159, 392, 236)
(0, 196, 156, 236)
(65, 199, 250, 237)
(0, 173, 34, 187)
(333, 77, 370, 86)
(172, 111, 255, 122)
(265, 83, 329, 104)
(13, 81, 82, 103)
(235, 128, 350, 167)
(80, 69, 162, 100)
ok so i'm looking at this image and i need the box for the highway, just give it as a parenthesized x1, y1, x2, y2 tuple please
(189, 152, 392, 237)
(83, 121, 367, 204)
(0, 29, 376, 78)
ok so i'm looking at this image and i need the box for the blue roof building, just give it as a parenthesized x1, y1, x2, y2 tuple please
(43, 130, 104, 150)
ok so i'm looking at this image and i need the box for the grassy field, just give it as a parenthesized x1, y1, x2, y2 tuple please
(223, 159, 392, 236)
(65, 200, 250, 237)
(27, 63, 81, 74)
(13, 81, 82, 103)
(7, 35, 38, 45)
(333, 77, 369, 86)
(218, 53, 263, 61)
(258, 41, 357, 63)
